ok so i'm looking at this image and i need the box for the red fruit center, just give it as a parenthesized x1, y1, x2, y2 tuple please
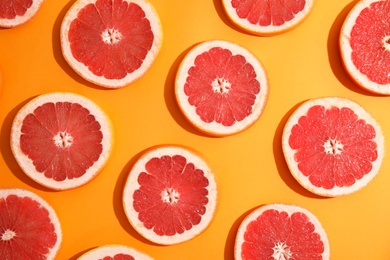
(0, 0, 32, 19)
(242, 209, 325, 259)
(184, 47, 260, 126)
(102, 254, 135, 260)
(288, 105, 378, 189)
(68, 0, 154, 80)
(231, 0, 306, 26)
(133, 154, 209, 236)
(20, 102, 103, 182)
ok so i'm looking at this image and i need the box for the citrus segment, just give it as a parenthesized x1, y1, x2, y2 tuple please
(0, 0, 44, 27)
(11, 92, 113, 190)
(123, 145, 217, 245)
(340, 0, 390, 94)
(61, 0, 162, 88)
(282, 97, 384, 197)
(222, 0, 315, 36)
(175, 40, 269, 136)
(235, 204, 330, 260)
(77, 244, 153, 260)
(0, 188, 62, 260)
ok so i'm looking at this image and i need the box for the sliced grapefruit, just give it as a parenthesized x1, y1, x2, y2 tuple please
(0, 188, 62, 259)
(0, 0, 45, 28)
(175, 40, 269, 136)
(340, 0, 390, 95)
(10, 92, 113, 190)
(77, 244, 153, 259)
(122, 145, 217, 245)
(235, 203, 330, 260)
(60, 0, 162, 88)
(222, 0, 315, 36)
(282, 97, 384, 197)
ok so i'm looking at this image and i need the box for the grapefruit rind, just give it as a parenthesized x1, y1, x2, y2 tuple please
(175, 40, 269, 137)
(77, 244, 153, 260)
(340, 0, 390, 95)
(221, 0, 315, 36)
(0, 0, 45, 28)
(0, 188, 62, 260)
(282, 97, 384, 197)
(10, 92, 113, 190)
(234, 203, 330, 260)
(122, 145, 217, 245)
(60, 0, 162, 88)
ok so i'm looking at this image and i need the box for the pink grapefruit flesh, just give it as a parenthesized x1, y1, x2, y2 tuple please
(175, 40, 269, 136)
(123, 145, 217, 245)
(340, 0, 390, 94)
(60, 0, 162, 88)
(0, 0, 45, 27)
(10, 92, 113, 190)
(235, 204, 330, 260)
(222, 0, 315, 36)
(77, 244, 153, 260)
(282, 97, 384, 197)
(0, 188, 62, 260)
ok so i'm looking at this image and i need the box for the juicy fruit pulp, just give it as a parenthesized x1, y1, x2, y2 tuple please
(20, 102, 103, 181)
(0, 189, 61, 260)
(0, 0, 44, 27)
(282, 97, 384, 196)
(235, 204, 329, 260)
(123, 146, 217, 245)
(77, 245, 153, 260)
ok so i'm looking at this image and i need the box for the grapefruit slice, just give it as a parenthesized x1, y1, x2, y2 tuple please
(77, 244, 153, 260)
(235, 203, 330, 260)
(60, 0, 162, 88)
(0, 188, 62, 260)
(0, 0, 45, 28)
(282, 97, 384, 197)
(175, 40, 269, 136)
(10, 92, 113, 190)
(222, 0, 315, 36)
(340, 0, 390, 95)
(122, 145, 217, 245)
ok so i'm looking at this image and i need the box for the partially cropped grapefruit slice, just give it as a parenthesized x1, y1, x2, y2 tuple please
(282, 97, 384, 197)
(340, 0, 390, 95)
(10, 92, 113, 190)
(77, 244, 153, 260)
(0, 0, 45, 28)
(222, 0, 315, 36)
(60, 0, 162, 88)
(175, 40, 269, 136)
(123, 145, 217, 245)
(235, 204, 330, 260)
(0, 188, 62, 260)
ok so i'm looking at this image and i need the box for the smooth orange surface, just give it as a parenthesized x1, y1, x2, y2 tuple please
(1, 0, 390, 259)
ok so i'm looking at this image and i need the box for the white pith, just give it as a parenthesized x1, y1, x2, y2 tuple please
(78, 244, 153, 260)
(175, 40, 269, 136)
(282, 97, 384, 197)
(162, 188, 180, 204)
(53, 131, 74, 148)
(1, 229, 16, 241)
(221, 0, 315, 35)
(10, 92, 113, 190)
(323, 139, 343, 155)
(0, 0, 45, 28)
(60, 0, 162, 88)
(123, 145, 217, 245)
(0, 188, 62, 260)
(234, 204, 330, 260)
(340, 0, 390, 94)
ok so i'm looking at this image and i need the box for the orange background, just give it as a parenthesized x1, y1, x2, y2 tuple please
(1, 0, 390, 259)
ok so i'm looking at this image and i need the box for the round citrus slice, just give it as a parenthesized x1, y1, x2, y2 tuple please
(0, 188, 62, 260)
(340, 0, 390, 95)
(77, 244, 153, 260)
(175, 40, 269, 136)
(0, 0, 44, 28)
(10, 92, 113, 190)
(60, 0, 162, 88)
(123, 145, 217, 245)
(222, 0, 315, 36)
(235, 203, 330, 260)
(282, 97, 384, 197)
